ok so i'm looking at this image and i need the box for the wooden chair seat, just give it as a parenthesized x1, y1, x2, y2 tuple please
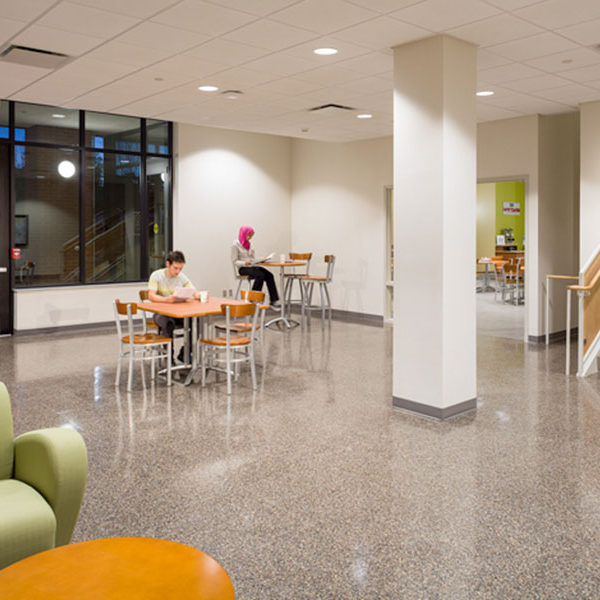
(301, 275, 327, 281)
(121, 333, 172, 345)
(146, 320, 158, 329)
(201, 335, 251, 347)
(214, 321, 259, 333)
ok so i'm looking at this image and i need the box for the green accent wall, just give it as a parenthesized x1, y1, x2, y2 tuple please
(495, 181, 525, 250)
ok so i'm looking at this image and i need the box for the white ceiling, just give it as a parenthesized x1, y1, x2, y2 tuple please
(1, 0, 600, 142)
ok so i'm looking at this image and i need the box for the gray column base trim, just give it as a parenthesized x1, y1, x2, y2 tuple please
(392, 396, 477, 420)
(14, 321, 114, 336)
(528, 328, 578, 344)
(289, 304, 383, 327)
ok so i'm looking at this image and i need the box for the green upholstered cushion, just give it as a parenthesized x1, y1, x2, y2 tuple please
(0, 479, 56, 569)
(0, 383, 14, 480)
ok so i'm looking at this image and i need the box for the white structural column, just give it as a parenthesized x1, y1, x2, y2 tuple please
(392, 35, 477, 419)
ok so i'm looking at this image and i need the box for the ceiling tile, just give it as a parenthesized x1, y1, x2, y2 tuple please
(86, 41, 174, 67)
(270, 0, 378, 35)
(534, 83, 600, 105)
(557, 18, 600, 46)
(515, 0, 600, 30)
(204, 66, 279, 88)
(12, 25, 104, 56)
(281, 37, 371, 65)
(337, 51, 393, 75)
(294, 64, 364, 86)
(36, 2, 140, 39)
(391, 0, 500, 31)
(485, 32, 579, 62)
(0, 0, 56, 22)
(483, 0, 542, 9)
(501, 73, 571, 92)
(253, 77, 322, 96)
(0, 17, 28, 45)
(479, 63, 544, 83)
(448, 14, 544, 47)
(69, 0, 181, 19)
(333, 16, 430, 49)
(203, 0, 300, 17)
(344, 0, 424, 12)
(337, 75, 391, 94)
(154, 54, 229, 78)
(117, 22, 210, 52)
(224, 17, 318, 50)
(525, 48, 600, 73)
(477, 49, 512, 71)
(185, 38, 270, 66)
(0, 61, 48, 91)
(151, 0, 257, 36)
(243, 53, 316, 76)
(560, 63, 600, 83)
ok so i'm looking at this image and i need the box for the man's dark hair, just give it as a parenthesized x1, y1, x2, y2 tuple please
(166, 250, 186, 264)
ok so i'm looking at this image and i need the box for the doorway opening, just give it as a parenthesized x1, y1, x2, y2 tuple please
(476, 180, 526, 341)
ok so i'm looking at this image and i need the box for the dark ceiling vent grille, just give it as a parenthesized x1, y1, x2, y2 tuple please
(0, 45, 69, 69)
(308, 103, 356, 112)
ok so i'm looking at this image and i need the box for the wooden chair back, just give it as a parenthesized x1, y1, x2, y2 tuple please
(139, 290, 150, 301)
(115, 300, 138, 315)
(221, 303, 256, 318)
(241, 290, 265, 303)
(290, 252, 312, 260)
(324, 255, 335, 281)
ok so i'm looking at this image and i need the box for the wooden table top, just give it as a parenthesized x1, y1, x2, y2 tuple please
(138, 296, 245, 318)
(0, 537, 234, 600)
(260, 260, 306, 267)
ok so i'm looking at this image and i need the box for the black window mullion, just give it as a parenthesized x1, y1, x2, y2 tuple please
(79, 111, 85, 284)
(168, 122, 173, 253)
(140, 118, 148, 281)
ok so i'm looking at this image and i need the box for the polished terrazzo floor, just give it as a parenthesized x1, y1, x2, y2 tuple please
(2, 319, 600, 599)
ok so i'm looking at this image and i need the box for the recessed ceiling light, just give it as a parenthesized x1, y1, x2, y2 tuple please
(57, 160, 75, 178)
(357, 113, 372, 119)
(476, 91, 494, 97)
(221, 89, 243, 100)
(198, 85, 219, 92)
(52, 113, 65, 118)
(314, 47, 338, 56)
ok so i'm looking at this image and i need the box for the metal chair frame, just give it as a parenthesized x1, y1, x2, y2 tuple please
(114, 300, 172, 391)
(301, 255, 335, 329)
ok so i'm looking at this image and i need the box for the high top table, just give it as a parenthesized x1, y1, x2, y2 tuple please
(259, 260, 306, 329)
(139, 296, 246, 386)
(0, 537, 235, 599)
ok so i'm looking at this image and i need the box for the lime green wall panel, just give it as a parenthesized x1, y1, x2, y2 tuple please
(495, 181, 525, 250)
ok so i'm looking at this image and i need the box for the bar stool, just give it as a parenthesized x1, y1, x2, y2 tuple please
(301, 255, 335, 329)
(283, 252, 312, 317)
(232, 261, 252, 299)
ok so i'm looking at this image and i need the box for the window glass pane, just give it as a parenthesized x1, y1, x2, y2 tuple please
(85, 112, 140, 152)
(0, 100, 8, 139)
(85, 152, 141, 282)
(14, 146, 80, 287)
(147, 120, 169, 154)
(14, 102, 79, 145)
(147, 157, 170, 273)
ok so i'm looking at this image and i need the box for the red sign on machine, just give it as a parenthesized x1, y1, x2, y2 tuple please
(11, 248, 21, 259)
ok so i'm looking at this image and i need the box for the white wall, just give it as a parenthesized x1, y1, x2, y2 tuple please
(476, 183, 495, 259)
(290, 137, 393, 317)
(175, 124, 292, 297)
(580, 101, 600, 266)
(477, 115, 539, 337)
(14, 283, 142, 330)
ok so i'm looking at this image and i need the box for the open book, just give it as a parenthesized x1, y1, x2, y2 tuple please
(252, 252, 274, 264)
(173, 286, 196, 301)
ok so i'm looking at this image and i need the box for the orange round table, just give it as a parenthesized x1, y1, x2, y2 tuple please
(0, 537, 235, 600)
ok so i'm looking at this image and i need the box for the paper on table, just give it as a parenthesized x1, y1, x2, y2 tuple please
(173, 286, 195, 300)
(253, 252, 274, 264)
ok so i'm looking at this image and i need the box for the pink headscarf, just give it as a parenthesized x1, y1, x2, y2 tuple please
(238, 226, 254, 250)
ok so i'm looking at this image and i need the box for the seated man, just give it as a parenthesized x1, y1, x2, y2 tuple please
(148, 250, 199, 363)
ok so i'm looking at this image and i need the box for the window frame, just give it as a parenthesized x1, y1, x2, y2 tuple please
(5, 101, 173, 288)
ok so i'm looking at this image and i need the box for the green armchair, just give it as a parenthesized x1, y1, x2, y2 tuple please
(0, 382, 88, 569)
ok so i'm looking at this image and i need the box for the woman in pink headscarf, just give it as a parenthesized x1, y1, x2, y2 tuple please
(231, 226, 280, 306)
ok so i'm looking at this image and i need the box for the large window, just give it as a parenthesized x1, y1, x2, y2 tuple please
(5, 101, 172, 288)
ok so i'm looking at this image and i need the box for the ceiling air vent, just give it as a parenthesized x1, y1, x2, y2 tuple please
(308, 103, 355, 112)
(0, 45, 69, 69)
